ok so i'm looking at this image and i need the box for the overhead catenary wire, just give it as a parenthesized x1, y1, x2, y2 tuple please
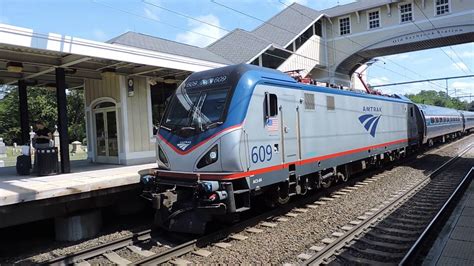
(143, 0, 434, 87)
(278, 0, 447, 89)
(94, 0, 366, 80)
(370, 74, 474, 88)
(98, 0, 446, 92)
(93, 2, 355, 80)
(277, 0, 447, 91)
(412, 0, 473, 75)
(141, 0, 342, 72)
(408, 17, 470, 76)
(210, 0, 435, 87)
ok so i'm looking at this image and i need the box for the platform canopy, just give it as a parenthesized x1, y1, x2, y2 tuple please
(0, 23, 227, 173)
(0, 24, 227, 87)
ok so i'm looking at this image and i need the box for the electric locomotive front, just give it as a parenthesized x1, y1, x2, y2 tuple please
(141, 64, 288, 234)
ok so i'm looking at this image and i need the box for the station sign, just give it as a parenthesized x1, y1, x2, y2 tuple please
(370, 25, 473, 49)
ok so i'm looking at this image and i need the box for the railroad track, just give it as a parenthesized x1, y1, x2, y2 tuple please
(44, 230, 154, 265)
(44, 177, 365, 265)
(401, 166, 474, 265)
(302, 144, 473, 265)
(42, 138, 472, 265)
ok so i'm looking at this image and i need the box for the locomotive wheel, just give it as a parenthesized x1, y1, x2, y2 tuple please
(321, 178, 332, 189)
(154, 210, 167, 229)
(338, 172, 348, 183)
(265, 183, 290, 207)
(297, 178, 308, 196)
(374, 159, 383, 169)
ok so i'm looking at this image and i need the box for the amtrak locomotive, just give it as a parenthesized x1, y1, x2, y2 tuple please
(141, 64, 473, 234)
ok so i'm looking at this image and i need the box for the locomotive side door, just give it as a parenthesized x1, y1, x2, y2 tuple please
(279, 93, 298, 163)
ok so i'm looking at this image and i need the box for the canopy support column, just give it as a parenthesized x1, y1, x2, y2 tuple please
(55, 68, 71, 173)
(18, 80, 30, 145)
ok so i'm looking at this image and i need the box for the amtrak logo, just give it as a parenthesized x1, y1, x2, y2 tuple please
(177, 141, 191, 151)
(359, 114, 382, 137)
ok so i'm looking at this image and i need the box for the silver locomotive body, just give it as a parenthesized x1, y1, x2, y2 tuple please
(141, 64, 467, 234)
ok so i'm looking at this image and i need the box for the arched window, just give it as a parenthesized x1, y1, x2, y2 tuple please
(94, 101, 115, 109)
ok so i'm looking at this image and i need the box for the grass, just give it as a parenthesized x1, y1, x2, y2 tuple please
(0, 145, 87, 167)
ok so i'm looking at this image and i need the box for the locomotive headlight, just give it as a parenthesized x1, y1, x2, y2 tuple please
(209, 151, 217, 160)
(197, 145, 218, 169)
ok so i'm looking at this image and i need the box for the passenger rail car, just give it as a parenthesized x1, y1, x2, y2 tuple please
(416, 104, 464, 145)
(141, 64, 466, 234)
(461, 110, 474, 132)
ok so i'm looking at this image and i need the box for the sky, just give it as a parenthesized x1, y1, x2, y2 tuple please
(0, 0, 472, 100)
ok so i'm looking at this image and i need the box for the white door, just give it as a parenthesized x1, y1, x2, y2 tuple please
(280, 94, 298, 163)
(93, 102, 119, 164)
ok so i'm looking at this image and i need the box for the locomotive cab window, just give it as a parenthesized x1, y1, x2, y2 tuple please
(162, 78, 232, 134)
(265, 92, 278, 118)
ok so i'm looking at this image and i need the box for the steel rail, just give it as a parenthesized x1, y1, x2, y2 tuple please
(41, 139, 472, 265)
(44, 229, 152, 265)
(135, 189, 338, 265)
(42, 165, 377, 266)
(303, 144, 473, 265)
(400, 167, 474, 265)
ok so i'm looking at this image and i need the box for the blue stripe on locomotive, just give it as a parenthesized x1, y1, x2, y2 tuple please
(159, 64, 412, 152)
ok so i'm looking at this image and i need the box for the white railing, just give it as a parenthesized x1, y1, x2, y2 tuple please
(278, 35, 324, 77)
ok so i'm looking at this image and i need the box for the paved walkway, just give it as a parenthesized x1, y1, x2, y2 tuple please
(0, 160, 155, 206)
(423, 167, 474, 266)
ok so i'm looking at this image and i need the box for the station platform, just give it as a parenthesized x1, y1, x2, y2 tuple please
(0, 160, 155, 228)
(0, 160, 155, 207)
(423, 168, 474, 266)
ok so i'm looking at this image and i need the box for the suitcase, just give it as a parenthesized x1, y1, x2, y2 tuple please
(16, 155, 31, 175)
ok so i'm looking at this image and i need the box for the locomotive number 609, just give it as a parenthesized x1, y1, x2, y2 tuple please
(251, 145, 273, 163)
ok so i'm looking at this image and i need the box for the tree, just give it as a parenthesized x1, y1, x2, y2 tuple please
(67, 89, 86, 142)
(468, 101, 474, 111)
(0, 87, 85, 145)
(406, 90, 468, 110)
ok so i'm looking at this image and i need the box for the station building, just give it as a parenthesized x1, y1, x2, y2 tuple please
(1, 0, 473, 168)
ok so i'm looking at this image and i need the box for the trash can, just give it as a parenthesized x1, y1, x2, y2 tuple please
(36, 147, 59, 176)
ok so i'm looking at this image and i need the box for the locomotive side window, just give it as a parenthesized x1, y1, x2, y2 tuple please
(304, 93, 315, 110)
(265, 92, 278, 118)
(326, 95, 335, 111)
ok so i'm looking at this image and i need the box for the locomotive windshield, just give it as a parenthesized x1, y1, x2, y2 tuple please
(162, 80, 230, 132)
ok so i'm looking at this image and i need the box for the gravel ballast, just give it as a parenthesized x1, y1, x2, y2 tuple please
(3, 136, 472, 264)
(182, 136, 474, 264)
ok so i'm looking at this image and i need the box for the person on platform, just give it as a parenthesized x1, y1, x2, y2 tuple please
(34, 121, 52, 149)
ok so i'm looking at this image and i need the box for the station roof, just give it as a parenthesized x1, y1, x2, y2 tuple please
(0, 24, 226, 87)
(206, 29, 272, 64)
(102, 3, 328, 66)
(0, 1, 402, 88)
(252, 3, 323, 47)
(108, 31, 232, 65)
(323, 0, 402, 17)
